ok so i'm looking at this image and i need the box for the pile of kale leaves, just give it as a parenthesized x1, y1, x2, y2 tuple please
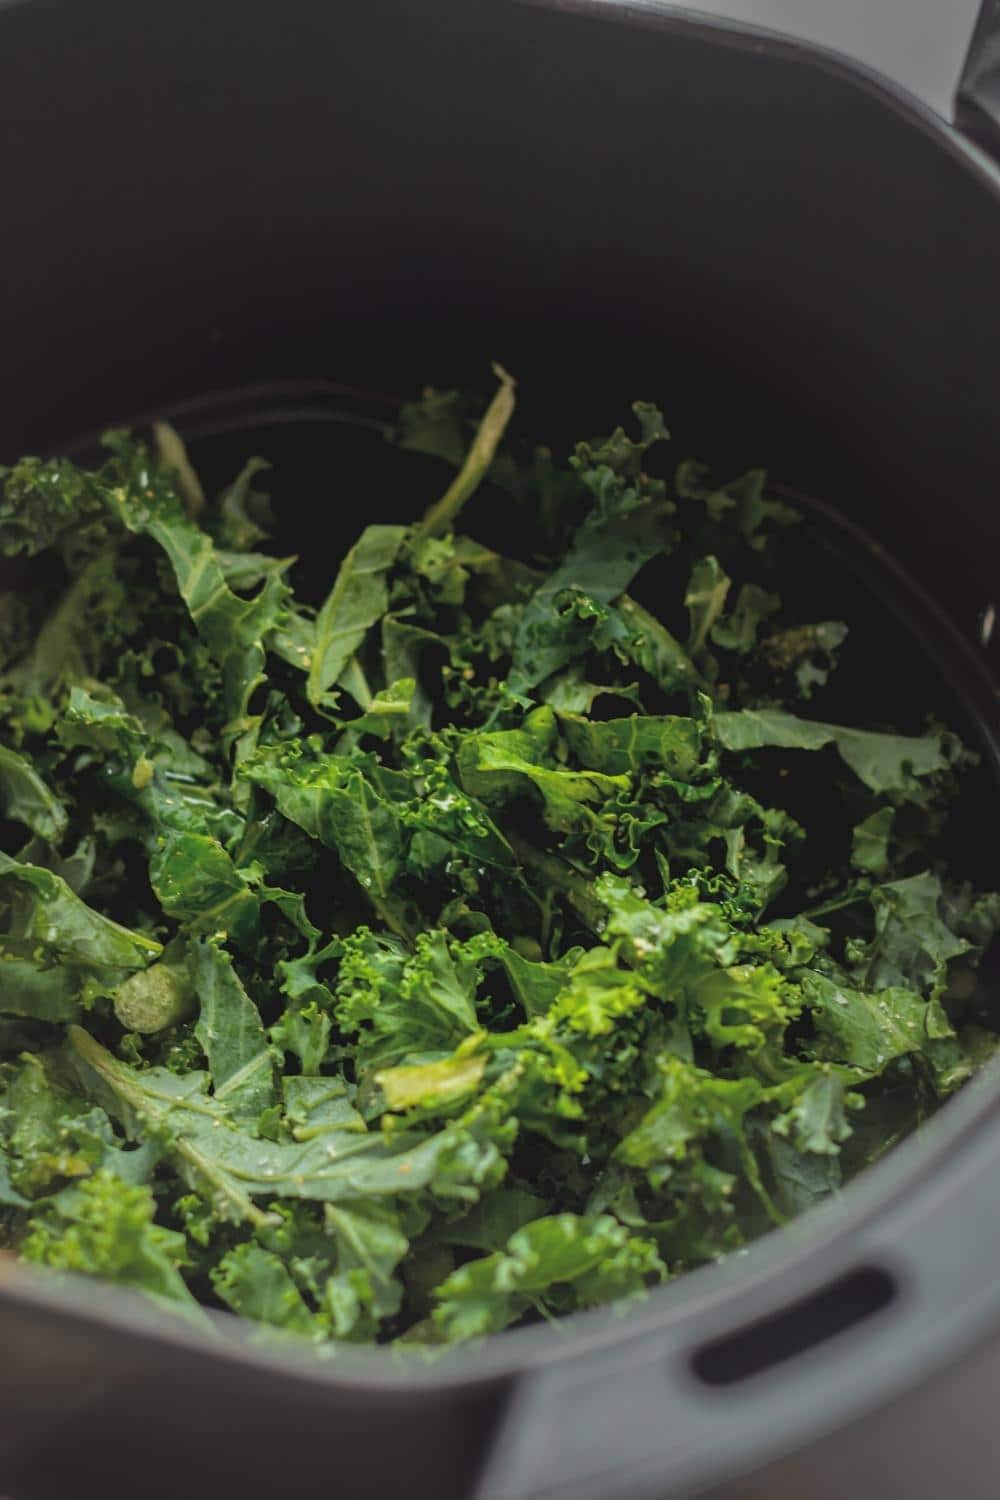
(0, 369, 997, 1346)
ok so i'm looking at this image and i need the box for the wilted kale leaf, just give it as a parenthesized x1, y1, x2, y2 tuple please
(1, 372, 997, 1347)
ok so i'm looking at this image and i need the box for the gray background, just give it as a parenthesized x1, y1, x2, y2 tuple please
(667, 0, 982, 117)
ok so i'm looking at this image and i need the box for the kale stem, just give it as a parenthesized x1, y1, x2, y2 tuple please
(738, 1135, 786, 1227)
(66, 1026, 276, 1230)
(416, 365, 516, 538)
(508, 833, 605, 935)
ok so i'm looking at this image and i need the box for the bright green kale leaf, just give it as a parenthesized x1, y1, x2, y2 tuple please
(307, 525, 408, 707)
(598, 875, 797, 1054)
(19, 1169, 204, 1319)
(457, 724, 628, 840)
(335, 928, 496, 1076)
(432, 1212, 665, 1340)
(244, 748, 407, 929)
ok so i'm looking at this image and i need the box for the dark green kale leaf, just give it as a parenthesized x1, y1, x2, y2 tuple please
(848, 871, 972, 995)
(800, 970, 953, 1077)
(505, 404, 676, 695)
(190, 938, 276, 1124)
(0, 744, 68, 843)
(0, 456, 110, 561)
(99, 433, 293, 737)
(0, 852, 161, 1020)
(714, 707, 956, 799)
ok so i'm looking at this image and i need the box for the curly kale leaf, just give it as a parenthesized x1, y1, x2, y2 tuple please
(19, 1169, 204, 1319)
(432, 1212, 665, 1340)
(0, 456, 110, 562)
(211, 1241, 322, 1336)
(505, 404, 675, 695)
(100, 435, 292, 733)
(847, 871, 972, 995)
(800, 970, 954, 1078)
(335, 928, 497, 1077)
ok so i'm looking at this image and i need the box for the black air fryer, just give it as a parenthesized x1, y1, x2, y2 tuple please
(1, 2, 1000, 1497)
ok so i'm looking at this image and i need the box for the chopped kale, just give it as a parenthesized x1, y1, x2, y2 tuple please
(1, 371, 996, 1347)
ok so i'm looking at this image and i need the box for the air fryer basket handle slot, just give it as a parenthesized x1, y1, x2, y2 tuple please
(689, 1265, 896, 1387)
(475, 1085, 1000, 1500)
(957, 0, 1000, 161)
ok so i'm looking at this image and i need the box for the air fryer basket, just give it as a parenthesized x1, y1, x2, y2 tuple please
(1, 3, 1000, 1499)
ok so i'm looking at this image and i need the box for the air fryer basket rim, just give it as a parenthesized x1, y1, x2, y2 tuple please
(3, 1049, 1000, 1392)
(519, 0, 1000, 187)
(0, 14, 995, 1500)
